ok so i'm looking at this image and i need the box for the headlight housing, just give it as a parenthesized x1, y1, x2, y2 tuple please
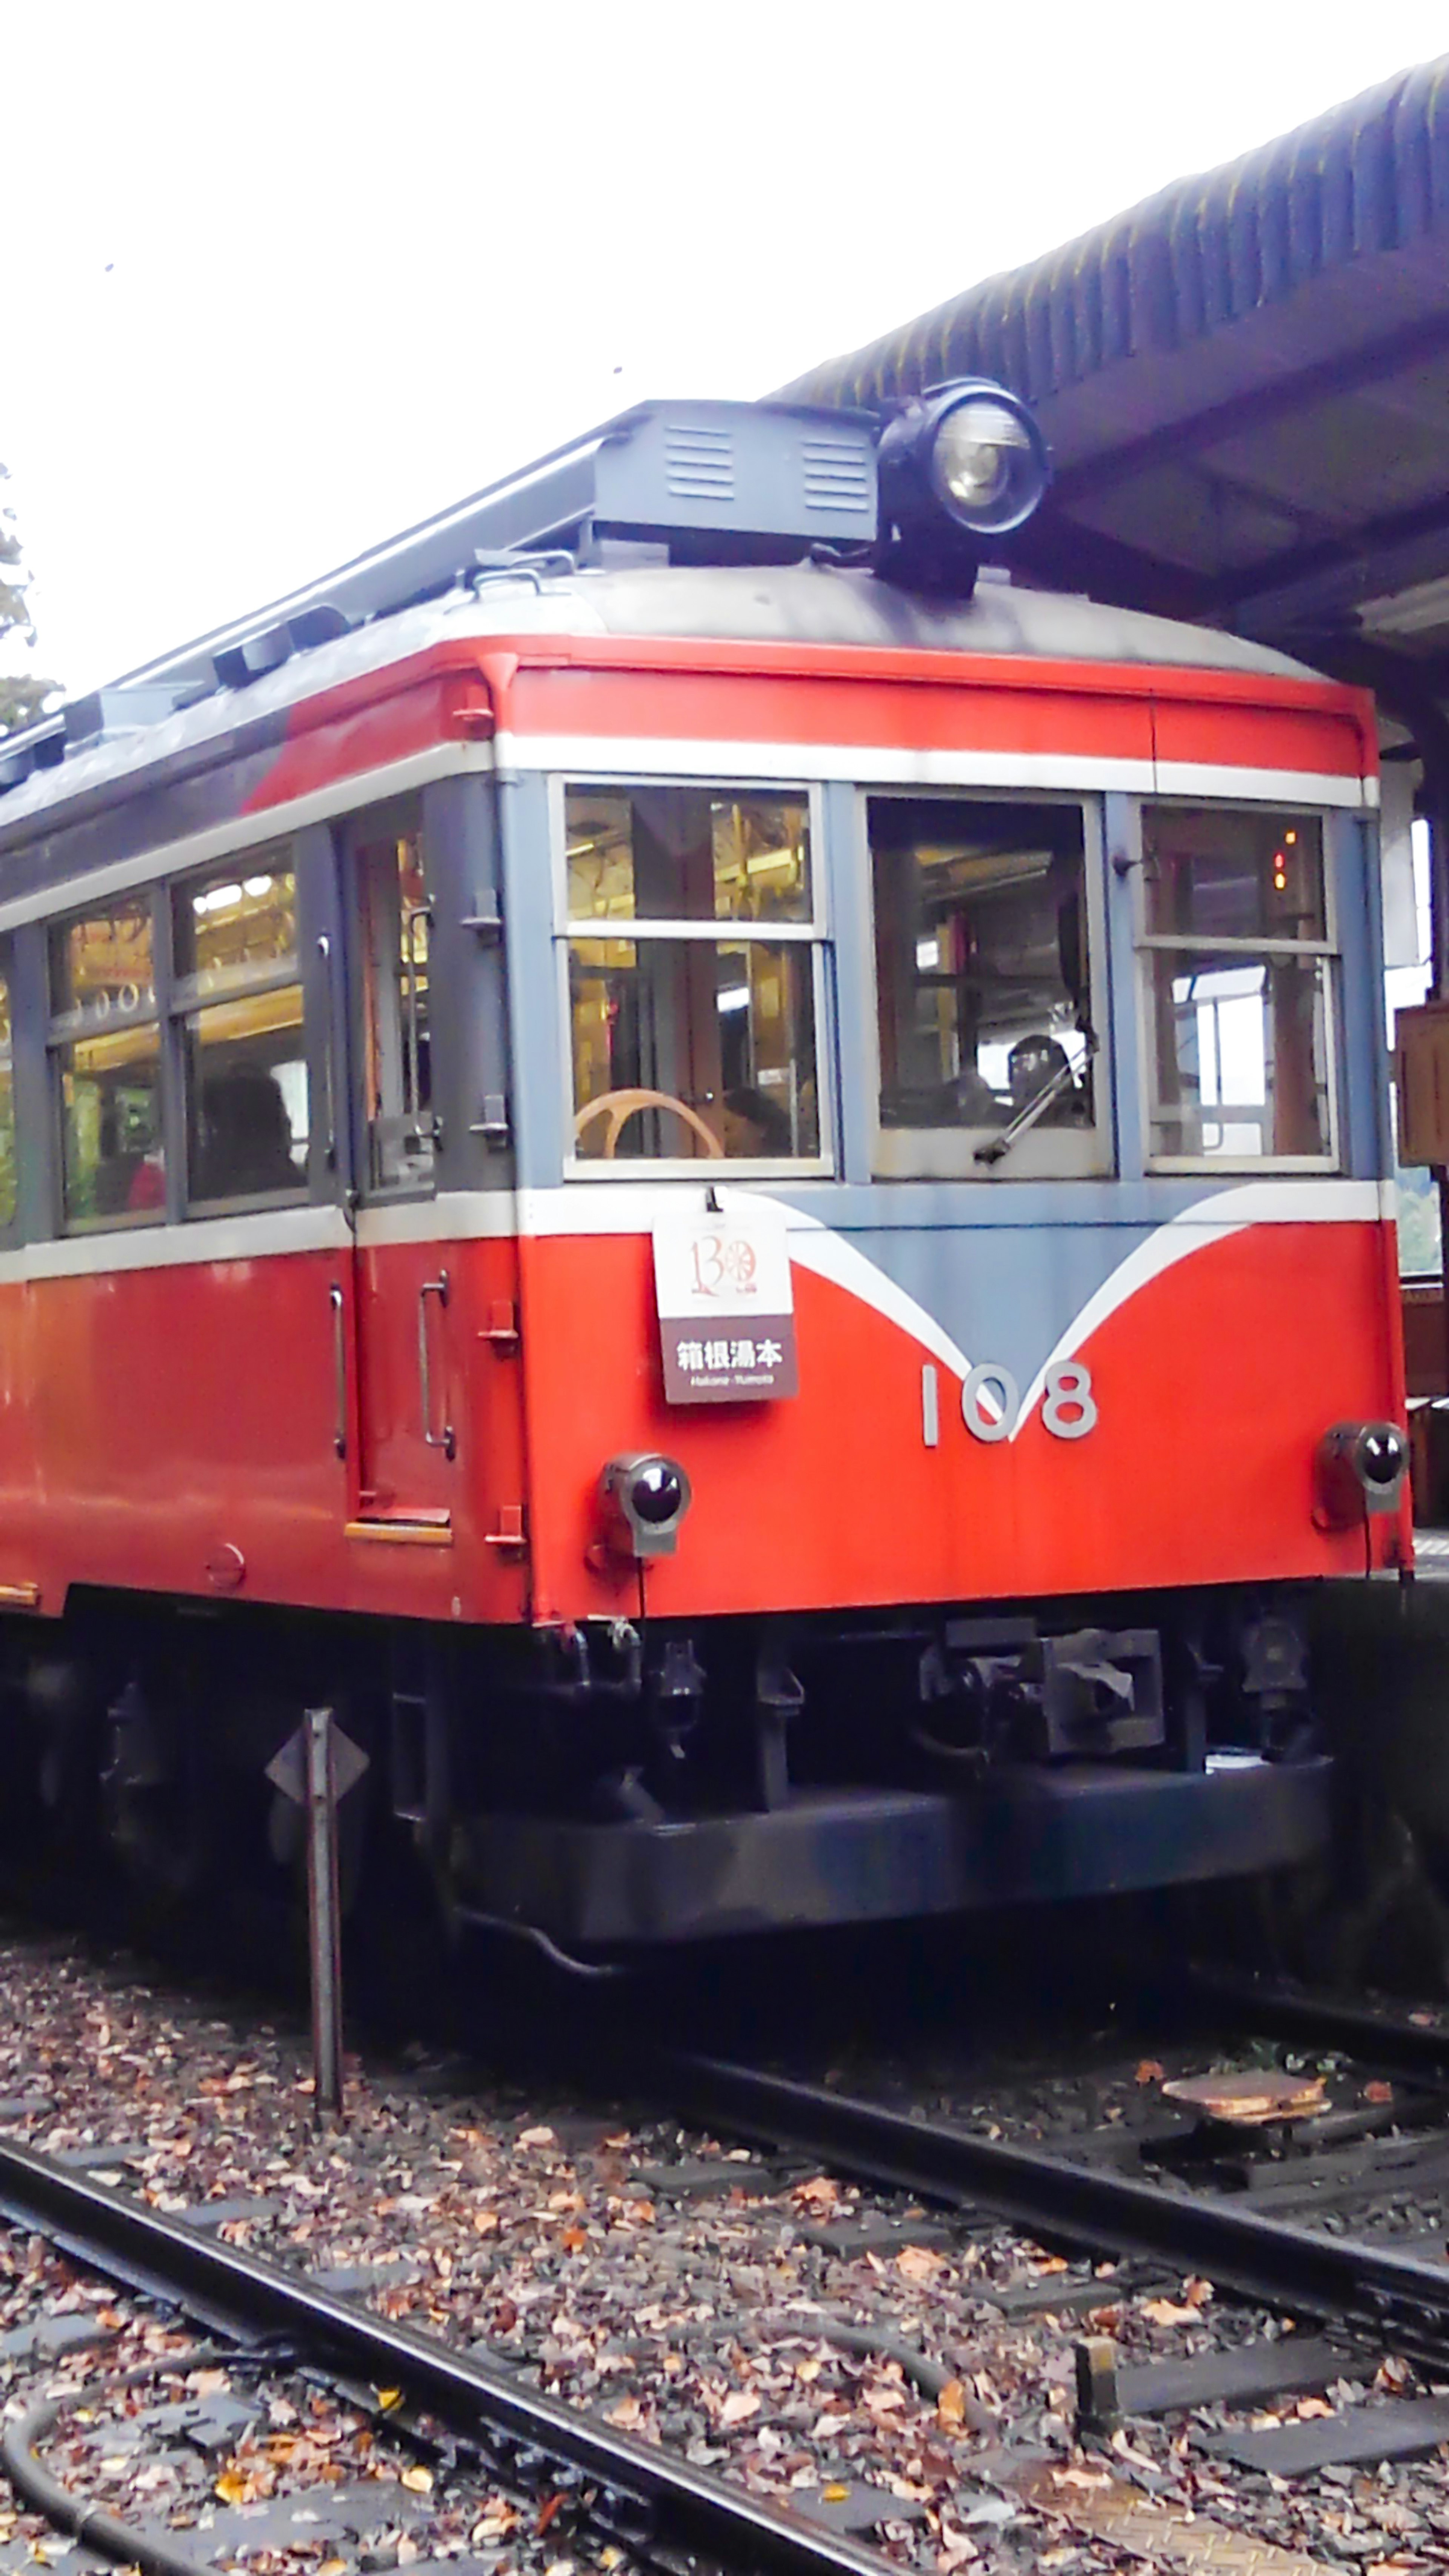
(876, 380, 1051, 547)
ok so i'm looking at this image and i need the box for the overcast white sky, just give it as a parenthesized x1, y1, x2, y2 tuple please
(5, 1, 1447, 702)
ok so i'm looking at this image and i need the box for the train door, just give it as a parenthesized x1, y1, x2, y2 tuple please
(342, 800, 457, 1529)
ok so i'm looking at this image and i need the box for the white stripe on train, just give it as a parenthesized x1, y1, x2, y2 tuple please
(0, 1174, 1390, 1297)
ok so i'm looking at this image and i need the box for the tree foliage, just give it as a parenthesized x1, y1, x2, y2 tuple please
(0, 464, 55, 735)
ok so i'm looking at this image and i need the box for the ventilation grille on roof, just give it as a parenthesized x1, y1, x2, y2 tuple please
(801, 435, 874, 515)
(664, 424, 735, 501)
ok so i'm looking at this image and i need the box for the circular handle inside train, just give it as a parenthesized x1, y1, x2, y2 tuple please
(574, 1089, 725, 1160)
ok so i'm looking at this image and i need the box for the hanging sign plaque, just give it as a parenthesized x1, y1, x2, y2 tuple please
(652, 1196, 798, 1404)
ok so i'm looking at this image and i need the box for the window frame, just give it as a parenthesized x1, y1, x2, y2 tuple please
(169, 843, 311, 1219)
(860, 784, 1113, 1183)
(47, 888, 168, 1235)
(0, 941, 19, 1242)
(1135, 797, 1342, 1175)
(343, 794, 440, 1206)
(553, 773, 835, 1180)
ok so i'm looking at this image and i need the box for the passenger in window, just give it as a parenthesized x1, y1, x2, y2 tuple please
(721, 1085, 792, 1157)
(198, 1066, 301, 1200)
(1007, 1034, 1086, 1126)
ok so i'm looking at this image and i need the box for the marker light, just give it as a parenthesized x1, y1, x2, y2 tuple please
(1314, 1419, 1410, 1526)
(599, 1452, 693, 1558)
(876, 380, 1051, 547)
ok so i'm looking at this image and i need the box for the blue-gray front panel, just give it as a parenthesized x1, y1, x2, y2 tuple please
(770, 1177, 1233, 1393)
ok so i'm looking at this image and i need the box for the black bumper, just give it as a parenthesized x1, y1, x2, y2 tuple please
(454, 1755, 1332, 1946)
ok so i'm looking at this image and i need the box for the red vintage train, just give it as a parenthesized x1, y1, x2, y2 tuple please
(0, 385, 1409, 1947)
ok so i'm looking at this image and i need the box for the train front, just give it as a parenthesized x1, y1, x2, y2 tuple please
(452, 385, 1409, 1947)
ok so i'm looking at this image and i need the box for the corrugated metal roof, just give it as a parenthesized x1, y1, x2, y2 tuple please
(780, 59, 1449, 414)
(776, 54, 1449, 766)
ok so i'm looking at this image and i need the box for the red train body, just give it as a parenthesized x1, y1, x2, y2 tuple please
(0, 393, 1408, 1945)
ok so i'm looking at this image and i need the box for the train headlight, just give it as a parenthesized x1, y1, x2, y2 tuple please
(599, 1453, 693, 1558)
(876, 380, 1051, 547)
(928, 395, 1044, 532)
(1314, 1419, 1410, 1525)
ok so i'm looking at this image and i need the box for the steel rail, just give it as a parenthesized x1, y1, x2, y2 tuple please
(665, 2053, 1449, 2371)
(1181, 1967, 1449, 2080)
(0, 2135, 891, 2576)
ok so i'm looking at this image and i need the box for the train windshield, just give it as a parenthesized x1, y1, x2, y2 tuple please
(870, 795, 1102, 1177)
(565, 785, 822, 1164)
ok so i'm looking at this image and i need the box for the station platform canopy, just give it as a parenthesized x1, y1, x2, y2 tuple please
(780, 57, 1449, 848)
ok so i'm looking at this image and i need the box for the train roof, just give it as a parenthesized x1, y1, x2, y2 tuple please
(0, 560, 1337, 854)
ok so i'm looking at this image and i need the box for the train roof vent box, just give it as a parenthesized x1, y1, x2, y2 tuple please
(592, 401, 879, 556)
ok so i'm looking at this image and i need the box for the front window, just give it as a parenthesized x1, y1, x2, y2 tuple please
(869, 794, 1104, 1177)
(50, 900, 165, 1227)
(565, 784, 822, 1164)
(1141, 805, 1335, 1164)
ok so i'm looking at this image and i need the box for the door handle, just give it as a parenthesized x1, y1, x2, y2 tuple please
(329, 1282, 347, 1459)
(418, 1272, 456, 1460)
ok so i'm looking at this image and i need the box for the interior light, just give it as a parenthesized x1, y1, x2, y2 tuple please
(196, 882, 243, 915)
(718, 987, 750, 1013)
(242, 875, 274, 899)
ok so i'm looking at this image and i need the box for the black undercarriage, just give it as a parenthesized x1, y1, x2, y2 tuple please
(0, 1584, 1329, 1949)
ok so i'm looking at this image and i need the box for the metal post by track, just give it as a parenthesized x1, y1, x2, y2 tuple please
(305, 1707, 345, 2126)
(265, 1708, 370, 2130)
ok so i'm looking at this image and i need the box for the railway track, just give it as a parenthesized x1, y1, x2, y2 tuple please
(0, 2128, 899, 2576)
(646, 1979, 1449, 2478)
(7, 1937, 1449, 2576)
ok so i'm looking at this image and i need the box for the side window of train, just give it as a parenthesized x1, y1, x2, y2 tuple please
(49, 898, 165, 1229)
(0, 963, 15, 1230)
(869, 794, 1109, 1179)
(564, 782, 824, 1166)
(172, 854, 309, 1210)
(356, 802, 435, 1195)
(1139, 805, 1338, 1167)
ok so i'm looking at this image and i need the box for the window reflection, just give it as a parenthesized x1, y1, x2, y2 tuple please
(186, 999, 307, 1203)
(1146, 807, 1325, 943)
(1142, 806, 1335, 1164)
(177, 859, 298, 991)
(565, 782, 821, 1164)
(51, 902, 164, 1226)
(570, 938, 817, 1160)
(1148, 953, 1332, 1160)
(175, 855, 307, 1208)
(567, 787, 810, 924)
(359, 812, 433, 1193)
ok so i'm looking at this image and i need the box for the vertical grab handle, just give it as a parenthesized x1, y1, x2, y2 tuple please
(328, 1283, 347, 1459)
(418, 1272, 455, 1460)
(316, 934, 337, 1172)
